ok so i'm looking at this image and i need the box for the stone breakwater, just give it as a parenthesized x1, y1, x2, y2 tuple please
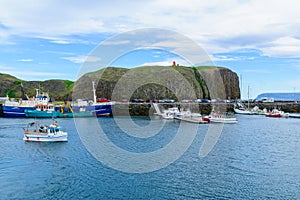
(112, 102, 300, 116)
(112, 103, 230, 116)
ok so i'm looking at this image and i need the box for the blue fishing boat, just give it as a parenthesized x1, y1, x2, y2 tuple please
(25, 104, 94, 118)
(71, 81, 113, 117)
(3, 89, 51, 117)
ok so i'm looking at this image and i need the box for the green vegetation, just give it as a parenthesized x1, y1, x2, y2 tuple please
(6, 89, 15, 98)
(192, 67, 207, 98)
(63, 80, 74, 91)
(13, 80, 22, 85)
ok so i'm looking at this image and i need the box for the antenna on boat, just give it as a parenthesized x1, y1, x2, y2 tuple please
(92, 81, 97, 104)
(240, 73, 243, 100)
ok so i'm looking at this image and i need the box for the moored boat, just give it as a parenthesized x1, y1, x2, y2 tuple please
(22, 120, 68, 142)
(174, 116, 209, 124)
(71, 82, 113, 117)
(234, 103, 253, 115)
(3, 89, 51, 117)
(265, 109, 289, 118)
(205, 112, 238, 124)
(25, 104, 94, 118)
(251, 106, 268, 115)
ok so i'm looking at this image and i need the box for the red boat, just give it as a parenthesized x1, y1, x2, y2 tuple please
(265, 113, 281, 118)
(265, 109, 286, 118)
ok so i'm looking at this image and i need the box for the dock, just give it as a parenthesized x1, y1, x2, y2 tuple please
(289, 113, 300, 118)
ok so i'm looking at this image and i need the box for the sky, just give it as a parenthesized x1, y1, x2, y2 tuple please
(0, 0, 300, 99)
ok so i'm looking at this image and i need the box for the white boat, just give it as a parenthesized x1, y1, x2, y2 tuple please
(160, 107, 181, 119)
(22, 120, 68, 142)
(174, 115, 209, 124)
(153, 104, 182, 119)
(234, 103, 253, 115)
(251, 106, 268, 115)
(205, 112, 238, 124)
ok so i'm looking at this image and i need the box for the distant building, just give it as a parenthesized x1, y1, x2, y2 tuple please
(255, 92, 300, 102)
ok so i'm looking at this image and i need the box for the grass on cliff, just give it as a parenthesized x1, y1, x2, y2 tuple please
(63, 80, 74, 91)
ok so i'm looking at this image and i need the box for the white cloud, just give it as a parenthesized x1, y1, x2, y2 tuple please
(140, 58, 192, 67)
(102, 40, 130, 45)
(0, 0, 300, 58)
(211, 55, 255, 62)
(50, 40, 72, 45)
(0, 69, 67, 80)
(62, 55, 101, 64)
(17, 58, 33, 62)
(261, 37, 300, 58)
(0, 65, 13, 70)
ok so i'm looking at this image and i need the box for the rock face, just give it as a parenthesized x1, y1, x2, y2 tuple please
(198, 67, 240, 100)
(73, 66, 240, 101)
(0, 66, 240, 101)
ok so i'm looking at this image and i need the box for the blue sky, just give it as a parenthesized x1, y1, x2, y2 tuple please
(0, 0, 300, 99)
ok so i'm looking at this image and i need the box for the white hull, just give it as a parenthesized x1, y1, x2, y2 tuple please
(23, 120, 68, 142)
(174, 116, 208, 124)
(234, 108, 253, 115)
(209, 118, 238, 124)
(23, 134, 68, 142)
(207, 113, 238, 124)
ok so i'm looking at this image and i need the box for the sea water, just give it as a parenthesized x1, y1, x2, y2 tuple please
(0, 115, 299, 199)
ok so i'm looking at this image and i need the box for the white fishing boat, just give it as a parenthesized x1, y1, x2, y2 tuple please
(234, 103, 254, 115)
(153, 103, 181, 119)
(22, 120, 68, 142)
(251, 106, 268, 115)
(205, 112, 238, 124)
(174, 115, 209, 124)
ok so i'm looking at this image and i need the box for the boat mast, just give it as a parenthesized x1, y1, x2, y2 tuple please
(36, 88, 39, 98)
(247, 85, 250, 110)
(92, 81, 97, 104)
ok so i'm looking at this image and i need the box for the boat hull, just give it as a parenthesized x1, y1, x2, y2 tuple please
(23, 134, 68, 142)
(175, 116, 208, 124)
(265, 114, 281, 118)
(234, 108, 253, 115)
(25, 110, 94, 118)
(3, 106, 35, 117)
(209, 118, 238, 123)
(72, 103, 113, 117)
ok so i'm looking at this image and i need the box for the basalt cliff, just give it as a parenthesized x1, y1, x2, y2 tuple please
(0, 66, 240, 101)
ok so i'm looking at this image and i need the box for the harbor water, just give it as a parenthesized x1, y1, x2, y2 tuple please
(0, 115, 299, 199)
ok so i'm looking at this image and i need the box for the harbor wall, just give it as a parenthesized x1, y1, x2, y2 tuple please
(112, 102, 300, 116)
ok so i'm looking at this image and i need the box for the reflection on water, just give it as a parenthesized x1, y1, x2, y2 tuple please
(0, 116, 299, 199)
